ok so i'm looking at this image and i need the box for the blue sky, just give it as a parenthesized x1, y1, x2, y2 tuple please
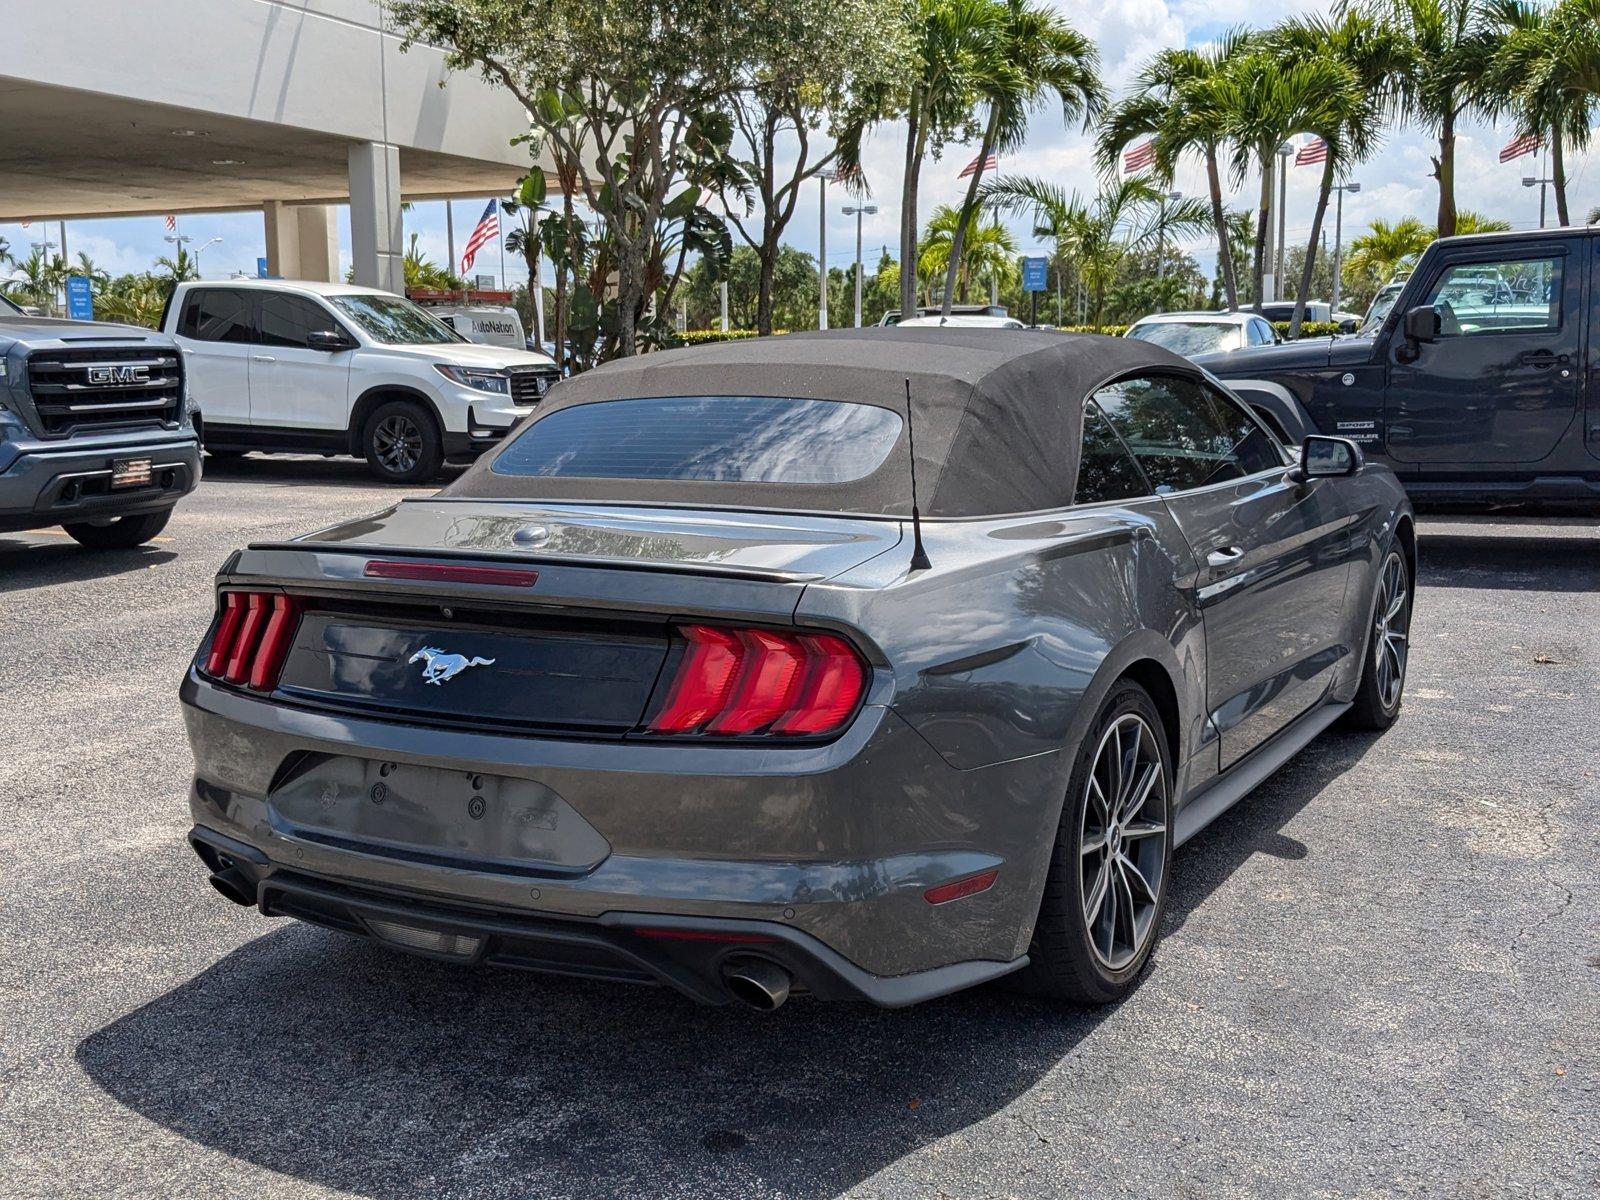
(2, 0, 1588, 292)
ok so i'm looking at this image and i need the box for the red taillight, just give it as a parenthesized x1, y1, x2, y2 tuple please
(202, 590, 305, 691)
(645, 624, 867, 739)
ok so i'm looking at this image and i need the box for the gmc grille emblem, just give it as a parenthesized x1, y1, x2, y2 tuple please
(87, 365, 150, 386)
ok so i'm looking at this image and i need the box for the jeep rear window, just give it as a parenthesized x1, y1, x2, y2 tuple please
(490, 396, 904, 485)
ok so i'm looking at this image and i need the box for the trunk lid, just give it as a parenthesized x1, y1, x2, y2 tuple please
(220, 501, 901, 735)
(290, 499, 904, 584)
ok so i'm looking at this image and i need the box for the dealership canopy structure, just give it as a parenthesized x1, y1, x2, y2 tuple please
(0, 0, 548, 291)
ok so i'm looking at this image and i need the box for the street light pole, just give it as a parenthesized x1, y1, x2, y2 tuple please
(842, 203, 878, 327)
(817, 170, 836, 330)
(1522, 175, 1554, 228)
(1331, 181, 1361, 314)
(30, 240, 58, 314)
(1156, 191, 1182, 300)
(193, 236, 223, 279)
(1274, 142, 1293, 302)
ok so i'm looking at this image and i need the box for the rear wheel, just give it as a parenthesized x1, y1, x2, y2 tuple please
(1344, 547, 1411, 730)
(362, 399, 443, 484)
(62, 508, 172, 550)
(1019, 681, 1172, 1004)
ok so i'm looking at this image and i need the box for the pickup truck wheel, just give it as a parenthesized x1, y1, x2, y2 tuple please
(61, 509, 172, 550)
(362, 399, 443, 484)
(1015, 681, 1172, 1005)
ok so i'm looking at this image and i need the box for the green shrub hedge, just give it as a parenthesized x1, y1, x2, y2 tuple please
(674, 320, 1347, 344)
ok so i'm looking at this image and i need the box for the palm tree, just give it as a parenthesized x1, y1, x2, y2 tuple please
(918, 204, 1019, 302)
(1450, 210, 1512, 235)
(74, 252, 111, 292)
(1481, 0, 1600, 227)
(153, 246, 199, 284)
(983, 175, 1210, 330)
(1369, 0, 1497, 239)
(1215, 50, 1363, 314)
(1098, 32, 1252, 311)
(1345, 216, 1434, 282)
(937, 0, 1101, 318)
(7, 247, 67, 312)
(1589, 205, 1600, 225)
(1272, 11, 1405, 335)
(859, 0, 1000, 321)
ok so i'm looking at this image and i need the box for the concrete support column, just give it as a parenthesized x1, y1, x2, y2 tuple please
(262, 199, 301, 279)
(348, 141, 403, 294)
(295, 205, 339, 282)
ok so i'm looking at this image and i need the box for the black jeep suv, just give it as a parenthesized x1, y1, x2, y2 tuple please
(1203, 227, 1599, 506)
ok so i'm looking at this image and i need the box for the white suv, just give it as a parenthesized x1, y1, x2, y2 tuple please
(163, 280, 559, 482)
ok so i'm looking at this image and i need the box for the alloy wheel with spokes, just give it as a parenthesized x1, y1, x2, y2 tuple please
(1373, 551, 1409, 711)
(1079, 713, 1169, 970)
(373, 414, 423, 475)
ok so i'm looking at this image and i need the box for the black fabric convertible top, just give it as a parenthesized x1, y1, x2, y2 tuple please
(448, 328, 1197, 518)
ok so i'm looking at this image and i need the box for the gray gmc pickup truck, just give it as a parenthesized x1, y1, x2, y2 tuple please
(1, 310, 200, 548)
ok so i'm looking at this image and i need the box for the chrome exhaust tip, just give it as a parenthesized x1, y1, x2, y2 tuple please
(722, 958, 792, 1011)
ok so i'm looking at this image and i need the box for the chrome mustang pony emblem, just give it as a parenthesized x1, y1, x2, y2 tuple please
(409, 646, 496, 686)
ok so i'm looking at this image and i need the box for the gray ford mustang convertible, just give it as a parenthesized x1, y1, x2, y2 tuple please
(181, 328, 1414, 1010)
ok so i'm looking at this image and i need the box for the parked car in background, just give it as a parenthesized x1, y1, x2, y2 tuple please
(430, 305, 528, 351)
(1, 310, 199, 548)
(1125, 311, 1277, 357)
(1362, 279, 1408, 331)
(163, 280, 560, 483)
(180, 328, 1413, 1012)
(897, 314, 1025, 329)
(1247, 301, 1363, 332)
(1202, 227, 1600, 505)
(878, 304, 1010, 326)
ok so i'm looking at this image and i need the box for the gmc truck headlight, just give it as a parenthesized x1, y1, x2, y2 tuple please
(434, 364, 510, 395)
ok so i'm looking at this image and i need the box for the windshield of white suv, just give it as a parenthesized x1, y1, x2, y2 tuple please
(329, 294, 465, 345)
(1127, 321, 1241, 355)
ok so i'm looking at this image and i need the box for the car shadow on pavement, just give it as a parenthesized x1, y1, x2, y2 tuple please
(1416, 530, 1598, 594)
(0, 540, 177, 592)
(200, 454, 465, 490)
(75, 729, 1384, 1200)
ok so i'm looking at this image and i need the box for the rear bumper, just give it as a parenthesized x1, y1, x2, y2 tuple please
(0, 435, 199, 532)
(187, 826, 1024, 1007)
(179, 668, 1062, 995)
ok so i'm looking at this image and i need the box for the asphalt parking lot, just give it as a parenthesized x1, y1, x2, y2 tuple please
(2, 458, 1595, 1200)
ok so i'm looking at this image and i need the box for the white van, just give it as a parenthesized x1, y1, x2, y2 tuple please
(431, 305, 528, 350)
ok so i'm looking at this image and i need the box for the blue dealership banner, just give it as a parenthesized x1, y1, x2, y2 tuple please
(66, 275, 94, 321)
(1022, 256, 1049, 293)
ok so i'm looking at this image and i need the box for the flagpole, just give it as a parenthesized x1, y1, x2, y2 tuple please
(446, 200, 456, 279)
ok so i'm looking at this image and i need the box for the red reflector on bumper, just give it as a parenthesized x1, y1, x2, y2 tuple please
(923, 869, 999, 906)
(364, 560, 540, 587)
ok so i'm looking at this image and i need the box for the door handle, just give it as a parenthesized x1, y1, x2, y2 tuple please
(250, 355, 276, 363)
(1205, 546, 1245, 569)
(1520, 350, 1567, 369)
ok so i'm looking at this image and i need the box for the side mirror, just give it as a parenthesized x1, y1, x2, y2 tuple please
(1289, 435, 1363, 484)
(1403, 305, 1441, 344)
(306, 329, 355, 351)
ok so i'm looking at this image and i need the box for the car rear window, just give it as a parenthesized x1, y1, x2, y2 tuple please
(490, 396, 904, 485)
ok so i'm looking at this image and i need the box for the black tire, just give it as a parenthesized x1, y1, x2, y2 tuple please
(61, 508, 172, 550)
(1017, 680, 1173, 1004)
(362, 399, 443, 484)
(1343, 545, 1412, 730)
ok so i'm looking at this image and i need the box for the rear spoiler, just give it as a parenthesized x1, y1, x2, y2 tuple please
(242, 540, 828, 584)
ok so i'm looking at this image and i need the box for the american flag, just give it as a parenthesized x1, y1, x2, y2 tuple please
(165, 214, 177, 231)
(1296, 138, 1329, 166)
(1122, 141, 1156, 174)
(1499, 132, 1542, 163)
(958, 151, 998, 180)
(460, 200, 500, 274)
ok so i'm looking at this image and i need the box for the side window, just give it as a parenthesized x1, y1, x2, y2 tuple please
(259, 294, 341, 349)
(1251, 318, 1274, 346)
(179, 289, 252, 344)
(1092, 374, 1283, 493)
(1424, 256, 1562, 336)
(1074, 401, 1151, 505)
